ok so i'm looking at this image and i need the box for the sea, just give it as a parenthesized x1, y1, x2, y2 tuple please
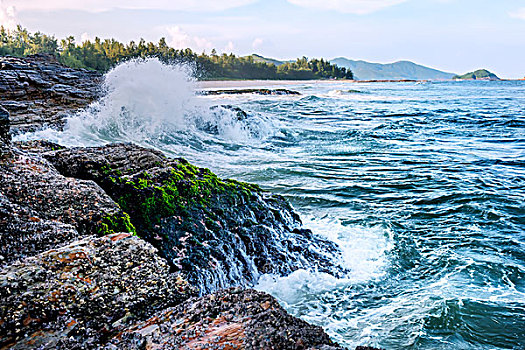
(17, 59, 525, 349)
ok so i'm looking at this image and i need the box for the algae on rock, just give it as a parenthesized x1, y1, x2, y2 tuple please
(43, 143, 345, 294)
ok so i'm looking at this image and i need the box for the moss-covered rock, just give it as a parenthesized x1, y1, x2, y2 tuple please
(43, 143, 344, 294)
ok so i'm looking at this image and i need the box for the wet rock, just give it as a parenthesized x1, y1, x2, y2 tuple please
(0, 232, 195, 349)
(0, 105, 9, 141)
(197, 105, 250, 135)
(0, 105, 11, 158)
(210, 104, 249, 120)
(107, 288, 343, 350)
(0, 147, 134, 262)
(43, 142, 167, 180)
(42, 143, 345, 294)
(0, 54, 101, 133)
(202, 88, 301, 96)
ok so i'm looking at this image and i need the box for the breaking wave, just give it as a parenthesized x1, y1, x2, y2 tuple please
(16, 58, 275, 147)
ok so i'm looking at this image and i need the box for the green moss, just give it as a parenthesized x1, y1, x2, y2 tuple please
(97, 212, 137, 236)
(106, 159, 263, 239)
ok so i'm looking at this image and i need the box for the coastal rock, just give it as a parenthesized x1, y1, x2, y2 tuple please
(42, 143, 345, 294)
(210, 104, 248, 120)
(107, 288, 343, 350)
(0, 232, 194, 349)
(0, 54, 101, 133)
(0, 146, 134, 263)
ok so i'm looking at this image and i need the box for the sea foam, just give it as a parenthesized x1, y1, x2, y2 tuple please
(256, 215, 393, 304)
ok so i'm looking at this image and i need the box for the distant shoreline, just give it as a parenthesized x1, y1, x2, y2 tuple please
(197, 79, 425, 88)
(198, 79, 523, 89)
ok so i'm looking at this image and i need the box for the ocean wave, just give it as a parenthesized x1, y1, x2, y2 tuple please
(15, 58, 277, 148)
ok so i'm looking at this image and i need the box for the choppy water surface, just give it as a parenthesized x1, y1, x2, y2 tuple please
(19, 60, 525, 349)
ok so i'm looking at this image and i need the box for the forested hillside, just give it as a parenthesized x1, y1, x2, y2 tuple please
(0, 26, 352, 80)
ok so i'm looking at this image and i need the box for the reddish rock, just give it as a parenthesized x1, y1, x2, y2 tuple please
(108, 288, 344, 350)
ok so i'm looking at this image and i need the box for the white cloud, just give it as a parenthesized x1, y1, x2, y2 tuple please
(1, 0, 257, 13)
(223, 41, 235, 53)
(509, 7, 525, 20)
(0, 0, 17, 30)
(252, 38, 264, 49)
(287, 0, 408, 15)
(166, 26, 214, 53)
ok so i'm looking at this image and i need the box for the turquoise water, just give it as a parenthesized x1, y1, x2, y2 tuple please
(195, 81, 525, 349)
(20, 63, 525, 349)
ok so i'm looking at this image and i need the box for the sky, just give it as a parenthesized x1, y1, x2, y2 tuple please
(0, 0, 524, 78)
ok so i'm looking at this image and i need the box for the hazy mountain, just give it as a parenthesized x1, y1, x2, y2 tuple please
(453, 69, 500, 80)
(330, 57, 456, 80)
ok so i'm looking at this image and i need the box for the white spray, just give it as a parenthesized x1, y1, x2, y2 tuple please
(64, 58, 198, 145)
(16, 58, 272, 146)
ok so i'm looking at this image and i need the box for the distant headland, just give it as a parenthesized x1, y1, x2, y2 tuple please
(453, 69, 500, 81)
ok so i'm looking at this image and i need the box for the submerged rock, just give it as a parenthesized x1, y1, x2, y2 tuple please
(0, 232, 194, 349)
(42, 143, 345, 294)
(108, 288, 343, 349)
(0, 54, 101, 133)
(210, 104, 249, 120)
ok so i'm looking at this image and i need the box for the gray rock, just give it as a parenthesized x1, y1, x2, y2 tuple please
(0, 192, 80, 266)
(0, 54, 101, 133)
(0, 233, 195, 349)
(0, 147, 134, 263)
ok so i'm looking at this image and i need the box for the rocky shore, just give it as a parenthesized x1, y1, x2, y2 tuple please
(0, 54, 101, 134)
(0, 55, 381, 349)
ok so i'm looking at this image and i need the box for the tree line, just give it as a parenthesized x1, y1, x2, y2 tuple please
(0, 26, 353, 80)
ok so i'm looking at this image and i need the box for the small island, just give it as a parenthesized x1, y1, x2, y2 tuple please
(453, 69, 500, 81)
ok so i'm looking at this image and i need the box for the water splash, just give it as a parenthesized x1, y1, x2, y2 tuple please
(16, 58, 274, 147)
(76, 58, 197, 140)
